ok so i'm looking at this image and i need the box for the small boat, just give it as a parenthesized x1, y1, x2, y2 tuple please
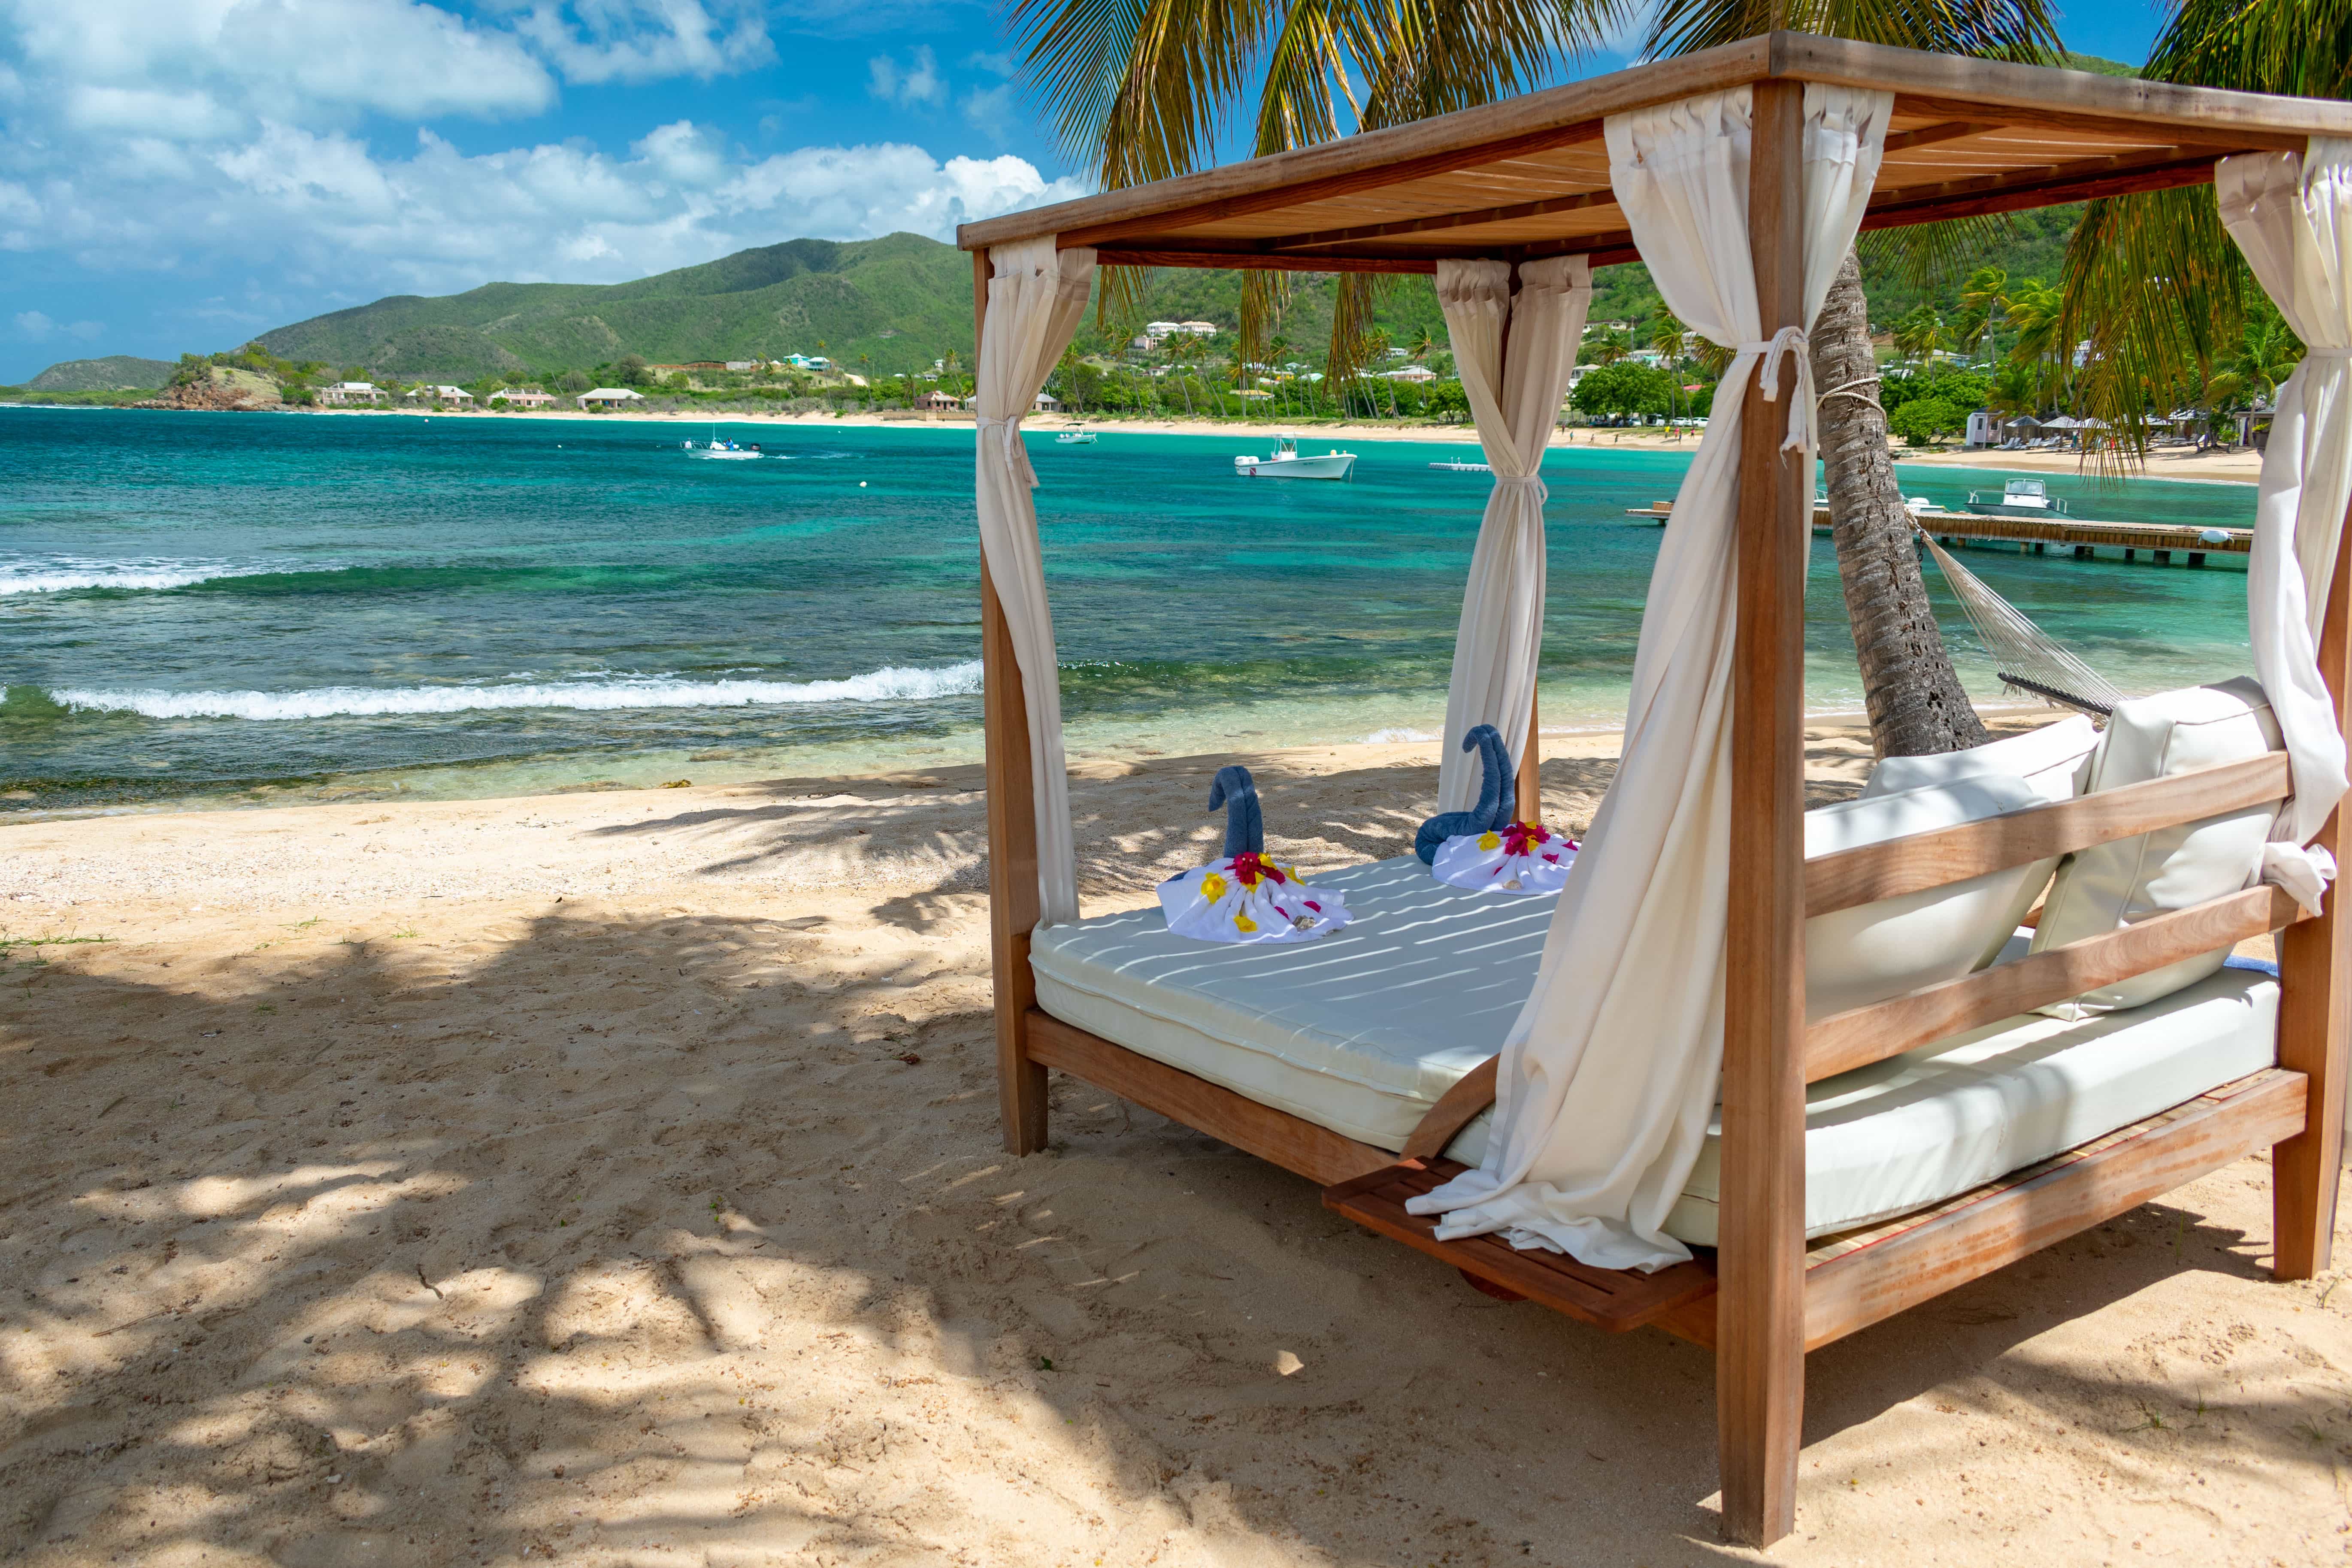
(1234, 434, 1356, 480)
(686, 428, 763, 460)
(1904, 495, 1952, 517)
(1966, 477, 2071, 518)
(1429, 459, 1491, 472)
(1624, 499, 1675, 521)
(1056, 426, 1097, 445)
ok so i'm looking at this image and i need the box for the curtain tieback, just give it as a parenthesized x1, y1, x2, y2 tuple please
(1492, 473, 1549, 503)
(975, 413, 1037, 488)
(1735, 326, 1814, 454)
(2304, 347, 2352, 356)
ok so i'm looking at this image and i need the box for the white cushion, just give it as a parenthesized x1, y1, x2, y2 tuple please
(1861, 714, 2100, 805)
(1804, 776, 2057, 1021)
(1028, 863, 2277, 1244)
(2031, 678, 2285, 1017)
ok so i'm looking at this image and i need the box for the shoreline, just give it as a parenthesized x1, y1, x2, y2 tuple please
(7, 399, 2266, 481)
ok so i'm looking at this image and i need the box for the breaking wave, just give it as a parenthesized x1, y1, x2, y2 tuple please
(49, 661, 985, 721)
(0, 560, 272, 595)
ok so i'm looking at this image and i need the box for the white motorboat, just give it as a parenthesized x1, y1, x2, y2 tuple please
(1904, 495, 1951, 517)
(1965, 477, 2071, 517)
(686, 430, 763, 460)
(1056, 426, 1097, 445)
(1234, 434, 1356, 479)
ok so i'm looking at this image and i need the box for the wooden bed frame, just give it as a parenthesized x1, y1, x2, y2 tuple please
(958, 35, 2352, 1547)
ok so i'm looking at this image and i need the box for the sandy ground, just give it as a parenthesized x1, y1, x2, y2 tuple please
(3, 731, 2346, 1567)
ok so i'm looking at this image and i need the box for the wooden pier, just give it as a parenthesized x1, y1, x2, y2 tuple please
(1626, 500, 2252, 566)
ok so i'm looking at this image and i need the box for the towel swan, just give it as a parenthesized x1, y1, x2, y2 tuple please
(1208, 764, 1264, 857)
(1158, 764, 1351, 943)
(1415, 724, 1511, 864)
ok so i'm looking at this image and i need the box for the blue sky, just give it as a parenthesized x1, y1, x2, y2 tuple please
(0, 2, 2166, 383)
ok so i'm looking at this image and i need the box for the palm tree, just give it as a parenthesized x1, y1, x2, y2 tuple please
(1953, 265, 2010, 357)
(1643, 3, 2068, 756)
(1586, 327, 1632, 367)
(2057, 0, 2352, 462)
(1892, 303, 1947, 366)
(1016, 0, 2058, 755)
(1647, 305, 1687, 427)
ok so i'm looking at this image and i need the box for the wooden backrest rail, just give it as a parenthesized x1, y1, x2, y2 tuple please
(1402, 1055, 1502, 1160)
(1805, 754, 2290, 917)
(1806, 884, 2310, 1082)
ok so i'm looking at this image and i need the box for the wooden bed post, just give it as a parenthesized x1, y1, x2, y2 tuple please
(975, 248, 1049, 1155)
(2272, 509, 2352, 1277)
(1517, 689, 1542, 823)
(1717, 77, 1809, 1550)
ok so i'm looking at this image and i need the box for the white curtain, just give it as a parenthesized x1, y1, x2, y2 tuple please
(975, 236, 1097, 926)
(1408, 85, 1892, 1272)
(2216, 142, 2352, 913)
(1434, 254, 1593, 812)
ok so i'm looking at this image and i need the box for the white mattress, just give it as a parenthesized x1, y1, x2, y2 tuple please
(1029, 856, 2279, 1245)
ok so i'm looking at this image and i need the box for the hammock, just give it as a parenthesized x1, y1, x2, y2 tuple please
(1914, 525, 2124, 719)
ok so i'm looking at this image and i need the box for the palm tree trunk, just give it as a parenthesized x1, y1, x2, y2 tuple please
(1812, 251, 1988, 757)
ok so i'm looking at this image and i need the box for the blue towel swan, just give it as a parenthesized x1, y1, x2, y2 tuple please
(1415, 724, 1511, 864)
(1207, 764, 1265, 857)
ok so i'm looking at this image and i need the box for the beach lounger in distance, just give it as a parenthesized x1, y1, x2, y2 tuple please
(958, 35, 2352, 1547)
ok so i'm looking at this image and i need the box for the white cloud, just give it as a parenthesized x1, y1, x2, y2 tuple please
(0, 1, 1084, 358)
(964, 48, 1017, 76)
(962, 82, 1013, 136)
(19, 114, 1082, 304)
(505, 0, 774, 85)
(867, 45, 945, 108)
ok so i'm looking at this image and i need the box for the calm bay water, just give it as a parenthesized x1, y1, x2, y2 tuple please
(0, 407, 2258, 816)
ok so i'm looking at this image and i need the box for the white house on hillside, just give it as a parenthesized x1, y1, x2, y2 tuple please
(489, 388, 556, 408)
(576, 387, 646, 409)
(318, 381, 384, 405)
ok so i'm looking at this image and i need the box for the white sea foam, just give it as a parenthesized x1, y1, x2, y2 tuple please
(1361, 726, 1441, 744)
(0, 560, 265, 595)
(51, 661, 985, 721)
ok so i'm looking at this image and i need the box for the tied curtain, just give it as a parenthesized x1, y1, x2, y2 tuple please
(1408, 85, 1893, 1273)
(2216, 142, 2352, 913)
(1433, 254, 1594, 813)
(975, 236, 1097, 926)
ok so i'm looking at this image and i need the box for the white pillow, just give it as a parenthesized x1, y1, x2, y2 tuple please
(1862, 714, 2101, 805)
(2031, 678, 2284, 1018)
(1806, 775, 2058, 1022)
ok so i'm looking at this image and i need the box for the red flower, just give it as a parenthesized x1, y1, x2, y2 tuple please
(1229, 852, 1286, 888)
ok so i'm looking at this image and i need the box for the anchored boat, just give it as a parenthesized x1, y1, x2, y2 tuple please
(1966, 476, 2071, 518)
(1056, 425, 1097, 445)
(1234, 434, 1356, 480)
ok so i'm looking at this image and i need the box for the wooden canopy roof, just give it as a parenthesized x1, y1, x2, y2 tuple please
(957, 33, 2352, 274)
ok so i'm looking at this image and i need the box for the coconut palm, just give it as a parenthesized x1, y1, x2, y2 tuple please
(1586, 328, 1632, 367)
(1643, 2, 2063, 754)
(2057, 0, 2352, 462)
(1014, 0, 2058, 754)
(1953, 264, 2010, 357)
(1892, 303, 1948, 366)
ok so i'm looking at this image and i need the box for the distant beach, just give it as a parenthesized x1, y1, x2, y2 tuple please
(275, 400, 2270, 481)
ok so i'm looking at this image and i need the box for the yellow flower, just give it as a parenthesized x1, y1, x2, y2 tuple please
(1199, 872, 1226, 901)
(1477, 832, 1501, 851)
(1234, 912, 1257, 933)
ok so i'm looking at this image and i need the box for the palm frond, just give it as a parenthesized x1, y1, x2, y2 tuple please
(2052, 0, 2352, 477)
(1642, 0, 2062, 63)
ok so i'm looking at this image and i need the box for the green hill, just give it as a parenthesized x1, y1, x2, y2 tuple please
(252, 182, 2111, 385)
(256, 233, 983, 382)
(26, 355, 177, 391)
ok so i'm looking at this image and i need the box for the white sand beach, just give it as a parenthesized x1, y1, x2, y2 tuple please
(3, 729, 2344, 1566)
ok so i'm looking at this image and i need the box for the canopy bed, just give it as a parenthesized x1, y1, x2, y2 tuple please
(955, 33, 2352, 1547)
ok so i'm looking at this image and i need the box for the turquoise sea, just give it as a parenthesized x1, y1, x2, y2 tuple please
(0, 408, 2259, 817)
